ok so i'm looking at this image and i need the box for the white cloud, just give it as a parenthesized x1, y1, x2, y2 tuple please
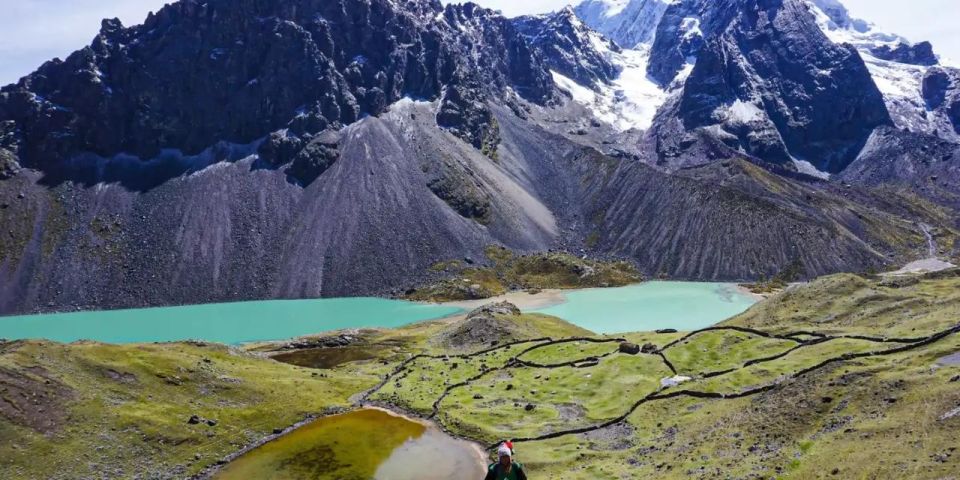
(0, 0, 957, 85)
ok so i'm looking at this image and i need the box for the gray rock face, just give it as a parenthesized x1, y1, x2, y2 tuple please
(513, 8, 622, 88)
(436, 80, 501, 158)
(0, 0, 555, 176)
(840, 127, 960, 208)
(923, 67, 960, 135)
(438, 302, 524, 348)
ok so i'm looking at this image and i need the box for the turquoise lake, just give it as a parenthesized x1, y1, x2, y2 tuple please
(0, 282, 757, 344)
(0, 298, 464, 345)
(531, 282, 757, 334)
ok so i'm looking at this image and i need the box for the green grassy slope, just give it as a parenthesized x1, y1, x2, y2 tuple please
(2, 271, 959, 479)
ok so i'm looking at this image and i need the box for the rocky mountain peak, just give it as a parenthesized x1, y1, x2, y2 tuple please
(574, 0, 671, 49)
(0, 0, 567, 180)
(513, 8, 622, 89)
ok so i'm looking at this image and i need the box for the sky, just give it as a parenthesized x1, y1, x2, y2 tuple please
(1, 0, 958, 85)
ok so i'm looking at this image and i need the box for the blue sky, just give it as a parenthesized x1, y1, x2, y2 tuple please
(1, 0, 957, 85)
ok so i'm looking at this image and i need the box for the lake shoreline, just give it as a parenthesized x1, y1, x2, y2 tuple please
(1, 281, 762, 345)
(196, 405, 489, 480)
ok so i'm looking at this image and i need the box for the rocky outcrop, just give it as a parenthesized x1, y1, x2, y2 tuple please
(870, 41, 938, 66)
(513, 8, 622, 88)
(438, 302, 525, 349)
(467, 302, 522, 318)
(922, 67, 960, 135)
(840, 127, 960, 207)
(436, 81, 501, 159)
(0, 148, 19, 179)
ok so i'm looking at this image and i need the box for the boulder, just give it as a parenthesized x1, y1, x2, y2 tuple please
(286, 131, 341, 185)
(257, 131, 303, 167)
(640, 343, 658, 354)
(619, 342, 641, 355)
(655, 329, 678, 334)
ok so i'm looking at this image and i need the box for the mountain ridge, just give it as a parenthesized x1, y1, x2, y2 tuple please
(0, 0, 957, 314)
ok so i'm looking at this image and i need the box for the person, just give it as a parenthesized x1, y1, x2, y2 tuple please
(484, 441, 527, 480)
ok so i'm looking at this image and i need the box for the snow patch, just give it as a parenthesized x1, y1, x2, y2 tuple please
(553, 44, 681, 131)
(725, 100, 764, 124)
(209, 48, 227, 60)
(680, 17, 702, 41)
(599, 0, 629, 17)
(552, 71, 598, 104)
(575, 0, 671, 48)
(792, 158, 831, 180)
(387, 96, 435, 114)
(806, 0, 903, 49)
(861, 54, 956, 136)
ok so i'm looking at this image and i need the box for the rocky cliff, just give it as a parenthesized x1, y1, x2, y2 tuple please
(0, 0, 956, 314)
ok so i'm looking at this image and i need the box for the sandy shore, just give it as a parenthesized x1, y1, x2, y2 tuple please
(440, 288, 569, 312)
(733, 284, 771, 301)
(441, 282, 769, 319)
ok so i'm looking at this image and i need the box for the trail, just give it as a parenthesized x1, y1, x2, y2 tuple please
(881, 223, 954, 276)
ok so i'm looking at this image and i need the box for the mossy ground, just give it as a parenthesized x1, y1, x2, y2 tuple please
(377, 270, 960, 478)
(0, 341, 383, 479)
(406, 246, 641, 302)
(2, 271, 960, 479)
(664, 330, 798, 376)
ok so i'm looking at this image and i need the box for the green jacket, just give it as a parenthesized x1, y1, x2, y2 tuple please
(484, 462, 527, 480)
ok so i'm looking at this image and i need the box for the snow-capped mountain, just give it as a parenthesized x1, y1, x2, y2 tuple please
(804, 0, 958, 141)
(515, 7, 687, 131)
(556, 0, 960, 178)
(575, 0, 671, 48)
(0, 0, 956, 314)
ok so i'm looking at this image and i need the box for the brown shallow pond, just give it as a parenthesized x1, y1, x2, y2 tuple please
(271, 346, 385, 369)
(214, 408, 485, 480)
